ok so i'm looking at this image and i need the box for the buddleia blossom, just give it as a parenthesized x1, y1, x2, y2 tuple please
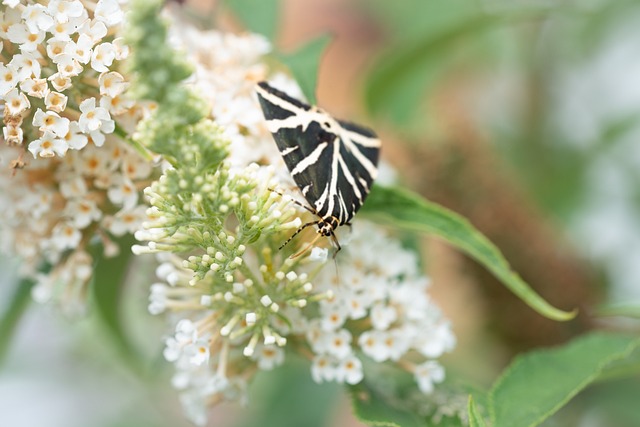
(130, 5, 456, 424)
(0, 0, 154, 312)
(0, 0, 133, 163)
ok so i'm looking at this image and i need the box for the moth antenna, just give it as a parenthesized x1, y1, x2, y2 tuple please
(268, 187, 317, 215)
(290, 231, 324, 259)
(278, 220, 320, 251)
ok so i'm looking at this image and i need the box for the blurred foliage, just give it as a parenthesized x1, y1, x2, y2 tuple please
(276, 34, 332, 104)
(0, 276, 35, 366)
(225, 0, 280, 40)
(89, 236, 144, 374)
(234, 357, 340, 427)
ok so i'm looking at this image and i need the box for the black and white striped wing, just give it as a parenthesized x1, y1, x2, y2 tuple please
(255, 81, 381, 225)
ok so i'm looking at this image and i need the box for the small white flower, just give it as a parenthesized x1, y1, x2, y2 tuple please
(0, 9, 21, 39)
(325, 329, 353, 359)
(309, 246, 328, 262)
(253, 345, 285, 370)
(50, 221, 81, 250)
(78, 19, 107, 43)
(344, 291, 370, 320)
(0, 63, 19, 95)
(45, 91, 68, 113)
(55, 54, 83, 77)
(28, 130, 68, 158)
(100, 94, 135, 115)
(175, 319, 198, 343)
(62, 121, 89, 150)
(33, 109, 70, 137)
(95, 0, 124, 27)
(60, 176, 87, 199)
(78, 97, 112, 132)
(107, 176, 139, 209)
(98, 71, 127, 97)
(335, 355, 364, 385)
(358, 330, 389, 362)
(7, 23, 45, 52)
(65, 33, 94, 64)
(311, 355, 336, 383)
(414, 360, 445, 394)
(2, 0, 20, 8)
(3, 88, 30, 115)
(22, 4, 54, 33)
(112, 37, 130, 60)
(91, 42, 116, 72)
(185, 340, 210, 366)
(48, 0, 85, 23)
(164, 337, 183, 362)
(65, 199, 102, 228)
(48, 72, 72, 92)
(47, 39, 67, 59)
(20, 78, 49, 98)
(106, 206, 147, 236)
(10, 52, 42, 80)
(121, 154, 152, 179)
(370, 302, 397, 330)
(3, 124, 23, 146)
(414, 321, 456, 359)
(320, 303, 348, 331)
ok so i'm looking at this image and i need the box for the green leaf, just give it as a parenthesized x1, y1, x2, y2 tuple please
(468, 396, 488, 427)
(490, 333, 640, 427)
(89, 235, 142, 372)
(0, 276, 35, 366)
(225, 0, 280, 41)
(349, 381, 425, 427)
(235, 357, 340, 427)
(277, 34, 332, 105)
(361, 185, 576, 321)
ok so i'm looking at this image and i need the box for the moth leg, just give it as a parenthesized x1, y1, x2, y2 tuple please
(330, 231, 342, 259)
(290, 231, 324, 259)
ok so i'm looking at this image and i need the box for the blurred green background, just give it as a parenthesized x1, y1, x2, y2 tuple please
(2, 0, 640, 425)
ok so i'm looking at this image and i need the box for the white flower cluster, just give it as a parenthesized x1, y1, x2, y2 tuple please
(0, 0, 131, 162)
(144, 16, 456, 425)
(0, 0, 154, 311)
(308, 223, 455, 393)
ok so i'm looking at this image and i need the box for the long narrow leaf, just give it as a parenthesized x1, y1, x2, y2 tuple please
(361, 185, 576, 321)
(0, 277, 35, 365)
(89, 236, 142, 372)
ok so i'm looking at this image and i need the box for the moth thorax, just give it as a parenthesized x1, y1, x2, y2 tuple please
(318, 217, 339, 236)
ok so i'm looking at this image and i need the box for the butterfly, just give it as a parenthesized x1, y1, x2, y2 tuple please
(255, 81, 381, 256)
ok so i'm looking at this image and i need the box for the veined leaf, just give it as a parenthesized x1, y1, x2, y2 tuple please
(361, 185, 576, 321)
(277, 34, 332, 105)
(490, 333, 640, 427)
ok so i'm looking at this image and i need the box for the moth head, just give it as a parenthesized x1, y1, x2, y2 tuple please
(318, 217, 339, 236)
